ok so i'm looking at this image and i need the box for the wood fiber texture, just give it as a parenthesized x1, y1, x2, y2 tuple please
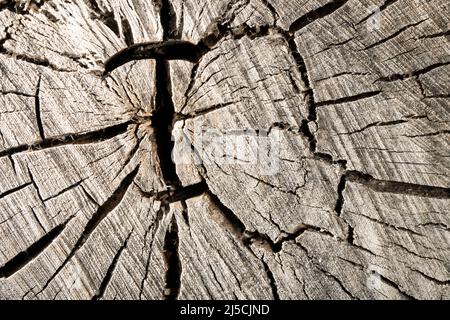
(0, 0, 449, 300)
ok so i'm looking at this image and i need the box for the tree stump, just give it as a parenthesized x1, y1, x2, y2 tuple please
(0, 0, 449, 300)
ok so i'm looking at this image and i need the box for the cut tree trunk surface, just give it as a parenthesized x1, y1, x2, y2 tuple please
(0, 0, 449, 300)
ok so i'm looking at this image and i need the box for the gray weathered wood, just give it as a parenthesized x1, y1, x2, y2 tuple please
(0, 0, 449, 300)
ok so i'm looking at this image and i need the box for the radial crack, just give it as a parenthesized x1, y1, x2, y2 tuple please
(288, 0, 349, 34)
(345, 170, 450, 199)
(0, 121, 132, 159)
(92, 229, 133, 300)
(34, 75, 45, 141)
(34, 165, 140, 297)
(0, 217, 74, 278)
(163, 215, 181, 300)
(315, 91, 383, 107)
(0, 182, 32, 200)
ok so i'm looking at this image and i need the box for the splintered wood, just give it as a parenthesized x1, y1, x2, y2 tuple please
(0, 0, 449, 300)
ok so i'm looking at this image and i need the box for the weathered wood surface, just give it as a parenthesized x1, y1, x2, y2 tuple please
(0, 0, 449, 300)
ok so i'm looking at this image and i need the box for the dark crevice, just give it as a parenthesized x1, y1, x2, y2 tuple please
(315, 91, 383, 107)
(163, 215, 181, 300)
(207, 189, 332, 254)
(0, 0, 45, 14)
(334, 174, 347, 216)
(345, 170, 450, 199)
(0, 90, 34, 97)
(361, 19, 427, 51)
(103, 40, 202, 74)
(337, 119, 409, 136)
(347, 224, 354, 245)
(407, 267, 450, 285)
(288, 0, 349, 34)
(34, 165, 140, 296)
(86, 0, 101, 14)
(0, 121, 132, 159)
(0, 182, 32, 200)
(30, 207, 45, 232)
(300, 119, 317, 153)
(375, 62, 450, 82)
(0, 0, 16, 12)
(313, 152, 347, 167)
(138, 180, 208, 204)
(405, 130, 450, 138)
(104, 21, 273, 75)
(152, 57, 180, 186)
(92, 230, 133, 300)
(160, 0, 179, 39)
(0, 48, 73, 73)
(287, 37, 315, 121)
(377, 0, 400, 13)
(150, 0, 184, 188)
(34, 75, 45, 141)
(261, 259, 280, 300)
(0, 217, 73, 278)
(180, 200, 189, 226)
(272, 225, 334, 252)
(164, 180, 207, 203)
(206, 190, 246, 236)
(260, 0, 279, 24)
(282, 34, 321, 157)
(417, 29, 450, 39)
(42, 179, 86, 202)
(27, 166, 44, 203)
(156, 0, 184, 302)
(279, 33, 323, 160)
(121, 16, 135, 46)
(86, 0, 120, 38)
(177, 101, 237, 120)
(101, 12, 120, 38)
(423, 93, 450, 99)
(0, 21, 13, 49)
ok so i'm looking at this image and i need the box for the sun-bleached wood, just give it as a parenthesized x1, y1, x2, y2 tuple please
(0, 0, 449, 300)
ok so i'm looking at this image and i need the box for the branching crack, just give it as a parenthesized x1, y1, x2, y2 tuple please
(34, 165, 140, 297)
(16, 0, 444, 301)
(206, 188, 333, 254)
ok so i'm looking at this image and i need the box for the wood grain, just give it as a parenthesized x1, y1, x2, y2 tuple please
(0, 0, 449, 300)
